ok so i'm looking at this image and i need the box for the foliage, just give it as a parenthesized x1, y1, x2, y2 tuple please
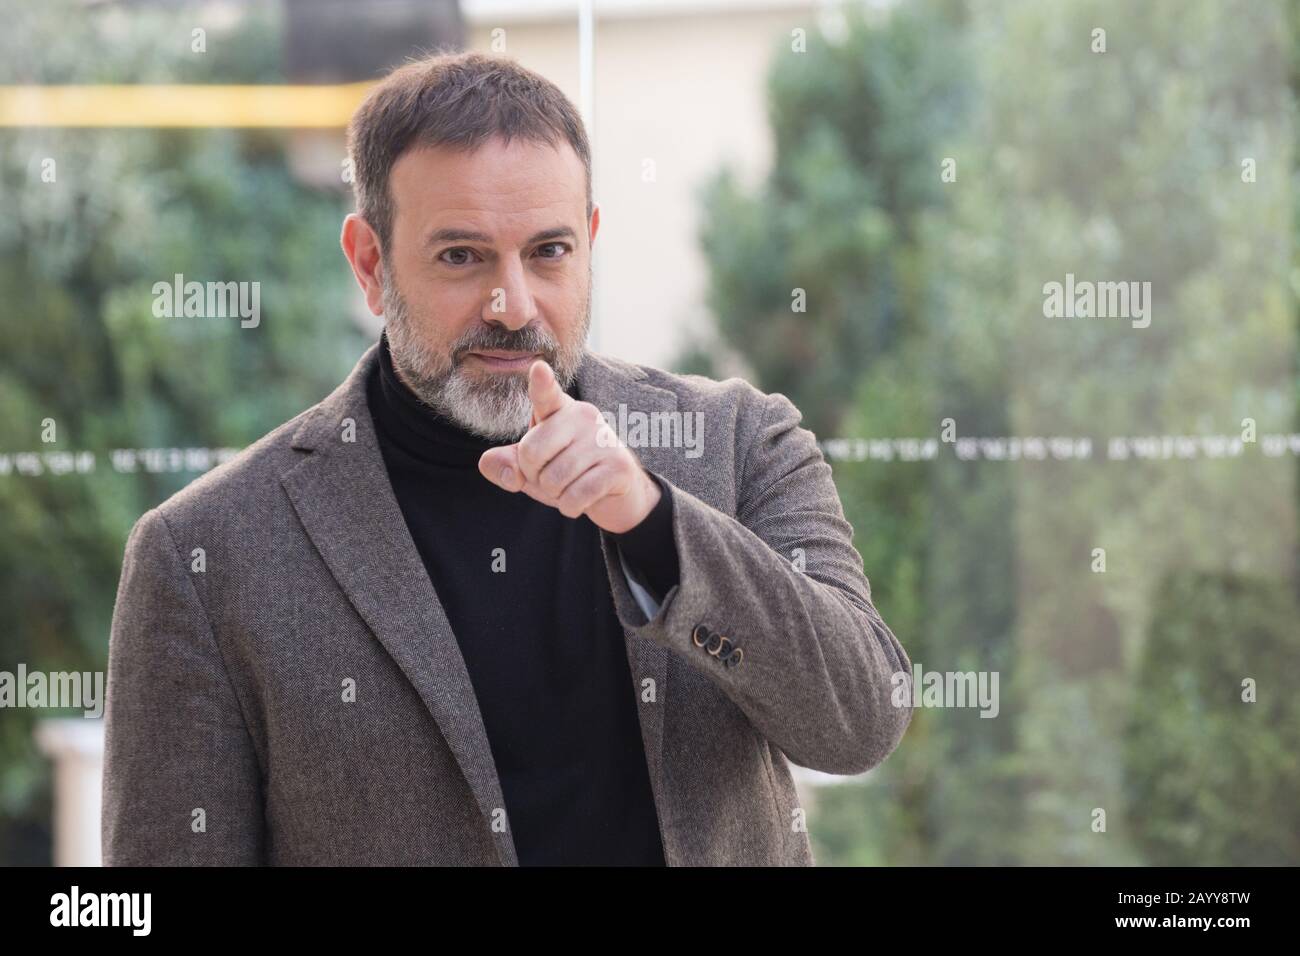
(0, 0, 367, 863)
(690, 0, 1299, 865)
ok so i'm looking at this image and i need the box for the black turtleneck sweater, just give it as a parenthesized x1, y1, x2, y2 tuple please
(366, 335, 674, 866)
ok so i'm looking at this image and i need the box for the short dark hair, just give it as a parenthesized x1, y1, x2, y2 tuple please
(347, 50, 593, 251)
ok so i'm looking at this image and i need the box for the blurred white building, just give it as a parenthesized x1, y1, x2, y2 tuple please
(463, 0, 834, 367)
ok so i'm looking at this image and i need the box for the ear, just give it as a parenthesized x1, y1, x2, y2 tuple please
(588, 202, 601, 250)
(341, 213, 386, 316)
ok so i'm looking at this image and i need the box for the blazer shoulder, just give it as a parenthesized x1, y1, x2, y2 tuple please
(148, 403, 319, 533)
(625, 361, 797, 441)
(619, 359, 770, 411)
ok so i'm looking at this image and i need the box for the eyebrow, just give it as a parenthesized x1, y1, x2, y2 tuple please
(423, 225, 578, 248)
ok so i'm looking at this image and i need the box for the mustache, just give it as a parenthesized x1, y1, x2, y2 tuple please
(451, 324, 560, 365)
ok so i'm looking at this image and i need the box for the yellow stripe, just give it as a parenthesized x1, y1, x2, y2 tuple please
(0, 83, 376, 128)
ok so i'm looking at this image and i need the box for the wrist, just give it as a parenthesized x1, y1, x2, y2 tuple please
(639, 467, 662, 517)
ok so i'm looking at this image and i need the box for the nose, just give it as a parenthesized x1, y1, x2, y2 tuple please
(481, 258, 539, 331)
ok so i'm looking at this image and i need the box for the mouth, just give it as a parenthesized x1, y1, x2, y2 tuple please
(463, 350, 542, 372)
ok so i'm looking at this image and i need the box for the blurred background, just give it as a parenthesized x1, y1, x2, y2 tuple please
(1, 0, 1298, 867)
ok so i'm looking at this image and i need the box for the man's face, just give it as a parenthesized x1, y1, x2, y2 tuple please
(377, 136, 595, 440)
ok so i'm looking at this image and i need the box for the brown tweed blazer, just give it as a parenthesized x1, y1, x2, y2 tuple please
(102, 342, 912, 865)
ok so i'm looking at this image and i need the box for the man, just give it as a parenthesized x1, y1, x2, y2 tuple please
(102, 51, 912, 866)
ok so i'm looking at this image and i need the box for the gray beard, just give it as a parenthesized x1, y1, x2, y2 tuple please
(381, 271, 590, 441)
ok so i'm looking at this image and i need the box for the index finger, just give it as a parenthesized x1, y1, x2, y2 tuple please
(528, 359, 570, 423)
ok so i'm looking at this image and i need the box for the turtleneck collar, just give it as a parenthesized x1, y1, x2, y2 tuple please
(368, 331, 580, 468)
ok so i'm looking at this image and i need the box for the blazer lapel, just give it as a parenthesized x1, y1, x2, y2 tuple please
(280, 343, 517, 866)
(278, 343, 685, 865)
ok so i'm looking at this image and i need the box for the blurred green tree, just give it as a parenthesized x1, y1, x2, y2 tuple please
(1124, 570, 1300, 865)
(0, 0, 367, 863)
(689, 0, 972, 437)
(691, 0, 1299, 865)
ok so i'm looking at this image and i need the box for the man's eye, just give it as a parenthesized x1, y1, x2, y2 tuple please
(439, 248, 479, 266)
(535, 242, 570, 260)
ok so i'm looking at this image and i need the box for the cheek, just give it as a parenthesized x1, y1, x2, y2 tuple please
(404, 274, 487, 334)
(541, 278, 588, 330)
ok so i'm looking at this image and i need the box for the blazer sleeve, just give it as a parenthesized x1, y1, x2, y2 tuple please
(102, 507, 265, 865)
(601, 389, 914, 776)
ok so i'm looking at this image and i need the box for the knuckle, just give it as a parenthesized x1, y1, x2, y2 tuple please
(517, 434, 543, 468)
(579, 469, 607, 500)
(595, 422, 619, 449)
(540, 462, 570, 497)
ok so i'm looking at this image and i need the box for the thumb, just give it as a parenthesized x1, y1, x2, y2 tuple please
(478, 444, 522, 492)
(528, 359, 569, 422)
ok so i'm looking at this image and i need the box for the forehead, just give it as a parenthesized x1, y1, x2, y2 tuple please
(388, 136, 586, 234)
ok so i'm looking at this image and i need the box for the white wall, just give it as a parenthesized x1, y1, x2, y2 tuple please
(466, 0, 824, 367)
